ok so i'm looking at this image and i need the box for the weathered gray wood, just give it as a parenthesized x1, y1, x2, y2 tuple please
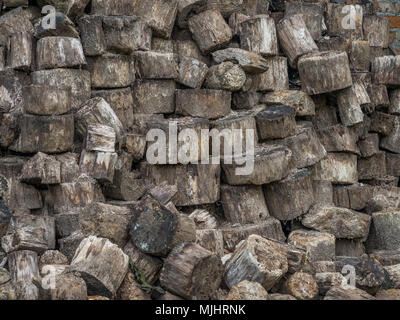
(226, 280, 269, 300)
(79, 150, 118, 184)
(256, 105, 296, 140)
(212, 48, 269, 73)
(132, 80, 175, 114)
(372, 56, 400, 87)
(7, 32, 32, 71)
(325, 3, 363, 40)
(134, 51, 178, 79)
(337, 86, 364, 126)
(177, 57, 208, 89)
(283, 272, 319, 300)
(103, 170, 147, 201)
(204, 62, 246, 91)
(312, 153, 358, 184)
(77, 15, 106, 56)
(160, 242, 223, 299)
(20, 152, 61, 185)
(277, 14, 318, 68)
(261, 90, 315, 116)
(363, 15, 390, 48)
(85, 124, 116, 153)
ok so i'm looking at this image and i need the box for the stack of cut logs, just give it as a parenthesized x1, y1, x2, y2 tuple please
(1, 0, 400, 301)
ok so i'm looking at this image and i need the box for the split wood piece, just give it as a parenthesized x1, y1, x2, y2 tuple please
(312, 152, 358, 185)
(386, 153, 400, 177)
(298, 51, 352, 95)
(219, 218, 286, 251)
(120, 134, 146, 162)
(224, 234, 288, 290)
(92, 88, 134, 130)
(134, 51, 178, 79)
(86, 55, 135, 89)
(189, 209, 218, 229)
(90, 0, 135, 15)
(212, 48, 269, 73)
(104, 170, 147, 201)
(188, 10, 232, 54)
(123, 241, 163, 285)
(102, 16, 152, 54)
(195, 228, 224, 257)
(160, 242, 223, 300)
(264, 168, 314, 221)
(273, 122, 326, 169)
(23, 85, 71, 116)
(79, 202, 130, 249)
(283, 272, 319, 300)
(177, 57, 208, 89)
(302, 205, 371, 239)
(372, 56, 400, 87)
(204, 62, 246, 91)
(55, 153, 80, 183)
(130, 207, 195, 257)
(317, 125, 360, 155)
(229, 12, 250, 36)
(9, 114, 74, 154)
(220, 184, 269, 224)
(79, 150, 118, 184)
(1, 214, 55, 253)
(132, 80, 176, 114)
(70, 236, 129, 299)
(277, 14, 318, 68)
(245, 56, 289, 92)
(353, 80, 371, 106)
(261, 90, 315, 116)
(85, 124, 116, 153)
(335, 239, 365, 258)
(239, 14, 278, 57)
(256, 105, 296, 140)
(358, 151, 387, 180)
(75, 97, 124, 140)
(8, 250, 40, 300)
(36, 37, 86, 70)
(288, 229, 336, 262)
(176, 89, 231, 119)
(20, 152, 61, 185)
(49, 175, 105, 214)
(363, 15, 390, 48)
(325, 3, 363, 40)
(7, 32, 32, 71)
(337, 86, 364, 126)
(31, 69, 91, 111)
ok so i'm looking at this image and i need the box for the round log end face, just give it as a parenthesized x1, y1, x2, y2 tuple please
(129, 208, 178, 256)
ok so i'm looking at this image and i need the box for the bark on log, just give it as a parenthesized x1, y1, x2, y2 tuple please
(70, 236, 129, 298)
(349, 40, 371, 72)
(358, 151, 387, 180)
(160, 242, 223, 299)
(256, 105, 296, 140)
(134, 51, 178, 79)
(277, 14, 318, 68)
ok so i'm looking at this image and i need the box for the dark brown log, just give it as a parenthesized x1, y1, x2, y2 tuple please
(176, 89, 231, 119)
(358, 151, 387, 180)
(232, 91, 262, 110)
(224, 234, 288, 290)
(239, 15, 278, 57)
(313, 180, 333, 206)
(256, 105, 296, 140)
(195, 228, 224, 257)
(177, 57, 208, 89)
(132, 80, 176, 114)
(77, 15, 106, 56)
(298, 51, 353, 95)
(381, 117, 400, 153)
(104, 170, 147, 201)
(134, 51, 178, 79)
(130, 206, 195, 257)
(102, 16, 152, 54)
(206, 0, 243, 17)
(120, 134, 146, 162)
(277, 14, 318, 68)
(317, 125, 359, 154)
(264, 168, 314, 221)
(36, 37, 86, 70)
(10, 114, 74, 154)
(349, 40, 371, 72)
(220, 184, 269, 224)
(160, 242, 223, 299)
(23, 85, 71, 116)
(211, 48, 269, 73)
(31, 69, 91, 112)
(261, 90, 315, 116)
(188, 10, 232, 54)
(70, 235, 129, 298)
(20, 152, 61, 185)
(363, 15, 390, 48)
(370, 111, 395, 136)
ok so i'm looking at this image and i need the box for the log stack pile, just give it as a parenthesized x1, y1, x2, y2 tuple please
(1, 0, 400, 300)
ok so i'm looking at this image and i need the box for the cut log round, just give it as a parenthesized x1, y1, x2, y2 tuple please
(160, 242, 223, 300)
(255, 105, 296, 140)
